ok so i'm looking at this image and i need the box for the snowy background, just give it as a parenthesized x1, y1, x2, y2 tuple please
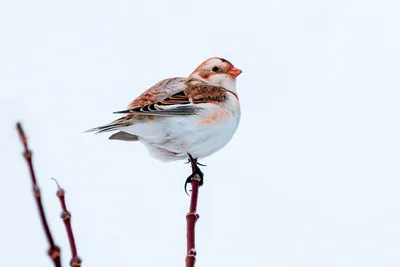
(1, 0, 400, 266)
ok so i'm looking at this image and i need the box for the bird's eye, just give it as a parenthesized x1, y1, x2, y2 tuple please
(212, 66, 219, 72)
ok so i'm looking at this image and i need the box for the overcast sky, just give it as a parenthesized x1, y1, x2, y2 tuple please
(1, 0, 400, 266)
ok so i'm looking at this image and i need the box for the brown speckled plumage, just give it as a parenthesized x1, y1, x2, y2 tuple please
(86, 57, 241, 139)
(184, 79, 227, 104)
(128, 77, 186, 109)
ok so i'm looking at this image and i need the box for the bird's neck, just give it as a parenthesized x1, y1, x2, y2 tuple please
(188, 73, 237, 93)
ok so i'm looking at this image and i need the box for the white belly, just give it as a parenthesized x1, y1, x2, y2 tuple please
(125, 98, 240, 161)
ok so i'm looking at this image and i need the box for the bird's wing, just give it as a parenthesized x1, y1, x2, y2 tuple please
(127, 77, 188, 109)
(85, 78, 229, 133)
(114, 79, 228, 116)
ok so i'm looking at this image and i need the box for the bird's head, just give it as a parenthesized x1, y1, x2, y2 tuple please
(189, 57, 242, 91)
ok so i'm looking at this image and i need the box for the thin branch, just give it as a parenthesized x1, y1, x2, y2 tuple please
(16, 122, 62, 267)
(185, 174, 201, 267)
(52, 178, 82, 267)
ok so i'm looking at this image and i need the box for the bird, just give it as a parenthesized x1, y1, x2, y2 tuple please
(86, 57, 242, 193)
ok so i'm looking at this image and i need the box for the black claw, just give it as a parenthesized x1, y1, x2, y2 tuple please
(184, 177, 191, 196)
(184, 171, 204, 195)
(184, 153, 204, 195)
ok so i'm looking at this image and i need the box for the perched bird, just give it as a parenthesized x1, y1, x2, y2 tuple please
(86, 57, 242, 192)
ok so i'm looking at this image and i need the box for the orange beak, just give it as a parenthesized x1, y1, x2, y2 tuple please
(228, 67, 242, 78)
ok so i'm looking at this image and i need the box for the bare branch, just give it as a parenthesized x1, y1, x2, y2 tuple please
(52, 178, 82, 267)
(16, 122, 62, 267)
(185, 174, 201, 267)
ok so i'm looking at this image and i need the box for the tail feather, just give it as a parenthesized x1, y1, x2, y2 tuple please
(85, 116, 133, 134)
(109, 131, 139, 141)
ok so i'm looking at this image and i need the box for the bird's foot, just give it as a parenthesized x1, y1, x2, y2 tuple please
(184, 159, 207, 167)
(184, 153, 204, 195)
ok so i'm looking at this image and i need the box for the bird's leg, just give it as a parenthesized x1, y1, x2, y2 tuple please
(184, 159, 207, 166)
(184, 153, 204, 195)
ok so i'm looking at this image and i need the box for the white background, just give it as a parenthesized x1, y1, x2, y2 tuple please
(1, 0, 400, 266)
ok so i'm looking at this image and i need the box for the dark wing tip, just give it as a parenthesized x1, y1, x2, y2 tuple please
(113, 110, 132, 114)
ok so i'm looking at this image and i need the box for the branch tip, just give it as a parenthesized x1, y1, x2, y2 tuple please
(51, 177, 61, 189)
(53, 178, 81, 265)
(51, 178, 65, 196)
(16, 122, 28, 145)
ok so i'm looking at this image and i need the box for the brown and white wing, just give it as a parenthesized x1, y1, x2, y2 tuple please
(114, 80, 228, 116)
(85, 77, 188, 134)
(127, 77, 188, 109)
(85, 79, 228, 134)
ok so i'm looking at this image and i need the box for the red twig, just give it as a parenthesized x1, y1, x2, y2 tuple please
(16, 122, 62, 267)
(52, 178, 82, 267)
(185, 174, 201, 267)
